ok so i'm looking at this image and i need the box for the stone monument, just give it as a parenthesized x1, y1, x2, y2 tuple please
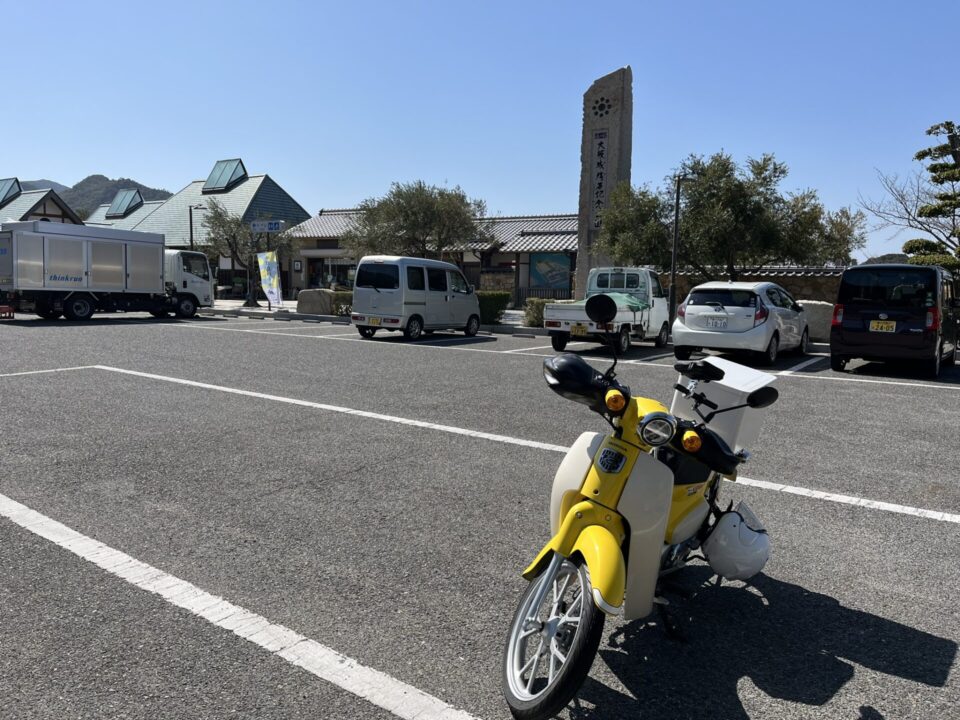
(575, 67, 633, 298)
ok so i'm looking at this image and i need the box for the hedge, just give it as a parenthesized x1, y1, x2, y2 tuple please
(524, 297, 576, 327)
(477, 291, 511, 324)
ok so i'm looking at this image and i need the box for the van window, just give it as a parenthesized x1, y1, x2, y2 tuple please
(407, 266, 425, 290)
(356, 264, 400, 290)
(449, 271, 469, 294)
(838, 268, 935, 308)
(596, 273, 609, 289)
(427, 268, 447, 292)
(625, 274, 640, 289)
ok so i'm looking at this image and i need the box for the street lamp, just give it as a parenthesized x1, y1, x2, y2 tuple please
(188, 204, 206, 250)
(669, 174, 694, 324)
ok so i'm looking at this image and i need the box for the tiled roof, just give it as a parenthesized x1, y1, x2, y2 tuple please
(86, 200, 164, 229)
(0, 188, 82, 223)
(676, 266, 848, 277)
(91, 174, 310, 247)
(289, 209, 360, 238)
(290, 210, 579, 254)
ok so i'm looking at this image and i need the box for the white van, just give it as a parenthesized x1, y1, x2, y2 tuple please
(351, 255, 481, 340)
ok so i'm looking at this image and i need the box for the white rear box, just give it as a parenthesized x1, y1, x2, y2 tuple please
(669, 356, 777, 452)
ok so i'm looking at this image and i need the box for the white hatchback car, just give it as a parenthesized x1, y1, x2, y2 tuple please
(672, 281, 810, 364)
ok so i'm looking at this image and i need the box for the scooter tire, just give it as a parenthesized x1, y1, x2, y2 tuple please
(502, 557, 605, 720)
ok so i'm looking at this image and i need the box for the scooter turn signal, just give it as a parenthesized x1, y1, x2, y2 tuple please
(605, 389, 626, 413)
(682, 430, 702, 452)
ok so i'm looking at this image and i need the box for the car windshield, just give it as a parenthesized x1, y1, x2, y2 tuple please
(688, 289, 757, 307)
(838, 268, 935, 308)
(355, 264, 400, 290)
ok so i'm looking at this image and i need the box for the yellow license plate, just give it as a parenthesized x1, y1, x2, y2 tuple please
(369, 317, 381, 326)
(571, 323, 588, 337)
(869, 320, 895, 332)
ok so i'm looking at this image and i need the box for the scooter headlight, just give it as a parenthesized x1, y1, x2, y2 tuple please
(638, 412, 677, 447)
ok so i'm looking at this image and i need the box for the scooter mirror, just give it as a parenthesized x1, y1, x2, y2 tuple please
(746, 386, 779, 409)
(585, 294, 618, 325)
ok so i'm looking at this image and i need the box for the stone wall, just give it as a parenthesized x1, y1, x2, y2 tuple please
(661, 273, 842, 304)
(480, 271, 514, 293)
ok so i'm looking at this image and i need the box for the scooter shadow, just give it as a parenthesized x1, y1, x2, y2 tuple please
(568, 567, 956, 720)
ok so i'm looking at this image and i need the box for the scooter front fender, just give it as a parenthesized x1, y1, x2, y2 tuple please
(522, 501, 626, 615)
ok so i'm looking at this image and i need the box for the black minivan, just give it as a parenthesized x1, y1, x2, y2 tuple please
(830, 264, 959, 378)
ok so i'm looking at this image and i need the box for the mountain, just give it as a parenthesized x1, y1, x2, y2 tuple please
(60, 175, 172, 218)
(21, 179, 70, 194)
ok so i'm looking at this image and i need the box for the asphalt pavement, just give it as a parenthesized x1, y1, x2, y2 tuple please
(1, 311, 958, 719)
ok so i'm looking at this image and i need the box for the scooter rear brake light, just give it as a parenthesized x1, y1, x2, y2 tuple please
(753, 303, 769, 327)
(831, 304, 843, 327)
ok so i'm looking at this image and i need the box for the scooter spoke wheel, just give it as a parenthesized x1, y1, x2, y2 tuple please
(502, 556, 605, 719)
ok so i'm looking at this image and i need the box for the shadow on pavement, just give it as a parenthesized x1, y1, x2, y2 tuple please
(840, 359, 960, 385)
(570, 568, 955, 720)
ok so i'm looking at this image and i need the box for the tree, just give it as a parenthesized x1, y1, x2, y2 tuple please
(341, 181, 492, 259)
(592, 182, 671, 267)
(201, 198, 295, 306)
(598, 152, 865, 281)
(861, 120, 960, 270)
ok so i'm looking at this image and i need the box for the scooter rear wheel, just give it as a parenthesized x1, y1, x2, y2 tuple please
(502, 555, 605, 720)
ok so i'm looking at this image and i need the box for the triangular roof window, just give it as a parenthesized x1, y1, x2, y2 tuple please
(105, 188, 144, 218)
(0, 177, 22, 208)
(202, 159, 247, 193)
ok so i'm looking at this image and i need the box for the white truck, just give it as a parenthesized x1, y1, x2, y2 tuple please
(0, 221, 213, 320)
(543, 266, 670, 353)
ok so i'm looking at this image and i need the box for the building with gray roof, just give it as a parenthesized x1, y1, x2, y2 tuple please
(0, 178, 82, 224)
(289, 209, 577, 302)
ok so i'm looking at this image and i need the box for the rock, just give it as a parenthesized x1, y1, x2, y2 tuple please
(296, 289, 334, 315)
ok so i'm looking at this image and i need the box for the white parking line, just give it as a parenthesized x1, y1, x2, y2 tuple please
(0, 365, 98, 378)
(0, 493, 478, 720)
(501, 341, 591, 353)
(92, 365, 960, 523)
(778, 356, 826, 375)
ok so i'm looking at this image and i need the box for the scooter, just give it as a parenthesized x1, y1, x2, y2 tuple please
(501, 295, 779, 720)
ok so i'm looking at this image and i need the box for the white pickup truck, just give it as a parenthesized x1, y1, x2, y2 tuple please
(543, 267, 670, 352)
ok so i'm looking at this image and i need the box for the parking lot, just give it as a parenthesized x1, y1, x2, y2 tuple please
(2, 313, 959, 720)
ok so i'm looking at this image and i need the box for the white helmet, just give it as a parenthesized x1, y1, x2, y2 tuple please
(701, 501, 770, 581)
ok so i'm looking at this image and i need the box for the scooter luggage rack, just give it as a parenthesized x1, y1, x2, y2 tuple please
(0, 305, 14, 319)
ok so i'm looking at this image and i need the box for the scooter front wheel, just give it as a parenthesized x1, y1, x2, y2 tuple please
(502, 555, 605, 719)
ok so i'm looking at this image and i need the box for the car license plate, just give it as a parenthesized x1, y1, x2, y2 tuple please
(571, 323, 587, 337)
(705, 318, 728, 329)
(369, 317, 381, 326)
(869, 320, 895, 332)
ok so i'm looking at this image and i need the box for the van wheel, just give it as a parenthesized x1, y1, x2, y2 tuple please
(830, 354, 847, 372)
(358, 327, 376, 338)
(926, 342, 943, 379)
(655, 322, 669, 348)
(616, 326, 631, 354)
(674, 346, 693, 361)
(465, 314, 480, 337)
(63, 295, 95, 321)
(404, 316, 423, 340)
(551, 333, 569, 352)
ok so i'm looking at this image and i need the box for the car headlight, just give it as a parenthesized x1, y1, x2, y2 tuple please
(638, 412, 677, 446)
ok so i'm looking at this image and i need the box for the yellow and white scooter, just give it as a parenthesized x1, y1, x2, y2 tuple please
(502, 295, 779, 720)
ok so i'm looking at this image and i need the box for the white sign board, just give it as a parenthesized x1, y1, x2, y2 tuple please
(250, 220, 286, 234)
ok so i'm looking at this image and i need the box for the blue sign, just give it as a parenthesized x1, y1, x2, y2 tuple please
(250, 220, 286, 233)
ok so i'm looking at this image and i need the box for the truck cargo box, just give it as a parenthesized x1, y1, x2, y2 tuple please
(0, 221, 165, 294)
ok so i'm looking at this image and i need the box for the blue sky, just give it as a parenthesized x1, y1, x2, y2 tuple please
(3, 0, 955, 259)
